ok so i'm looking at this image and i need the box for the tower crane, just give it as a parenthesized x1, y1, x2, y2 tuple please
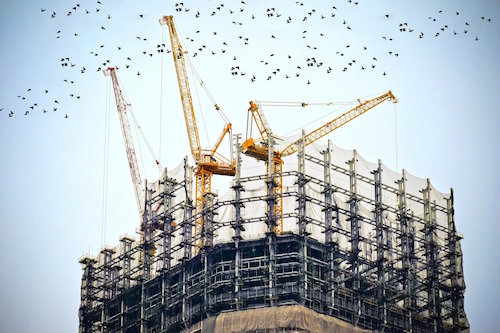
(243, 91, 398, 233)
(159, 15, 235, 247)
(103, 67, 145, 215)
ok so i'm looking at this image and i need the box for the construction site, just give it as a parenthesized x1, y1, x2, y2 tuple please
(79, 16, 469, 333)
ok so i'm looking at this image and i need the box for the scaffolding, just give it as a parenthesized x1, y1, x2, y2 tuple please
(79, 140, 469, 333)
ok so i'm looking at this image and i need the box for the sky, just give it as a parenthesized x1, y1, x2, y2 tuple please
(0, 0, 499, 332)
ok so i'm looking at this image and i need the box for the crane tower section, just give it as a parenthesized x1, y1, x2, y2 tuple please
(103, 67, 144, 214)
(159, 16, 201, 162)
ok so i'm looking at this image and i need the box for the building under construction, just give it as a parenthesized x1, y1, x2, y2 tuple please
(78, 139, 468, 332)
(79, 15, 468, 333)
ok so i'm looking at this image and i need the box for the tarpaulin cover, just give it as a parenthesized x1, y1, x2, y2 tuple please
(208, 305, 373, 333)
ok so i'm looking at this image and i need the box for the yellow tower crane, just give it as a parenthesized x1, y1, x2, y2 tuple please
(159, 15, 235, 248)
(243, 91, 398, 233)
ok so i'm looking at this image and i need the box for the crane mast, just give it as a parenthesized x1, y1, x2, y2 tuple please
(103, 67, 144, 214)
(243, 91, 398, 234)
(160, 15, 235, 249)
(160, 17, 201, 162)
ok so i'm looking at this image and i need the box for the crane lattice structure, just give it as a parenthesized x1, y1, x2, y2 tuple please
(243, 91, 397, 233)
(103, 67, 144, 215)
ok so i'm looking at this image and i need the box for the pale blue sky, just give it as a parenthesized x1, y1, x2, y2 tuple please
(0, 1, 499, 332)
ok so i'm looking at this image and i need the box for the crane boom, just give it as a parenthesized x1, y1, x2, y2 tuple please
(103, 67, 143, 214)
(159, 15, 202, 162)
(280, 90, 397, 157)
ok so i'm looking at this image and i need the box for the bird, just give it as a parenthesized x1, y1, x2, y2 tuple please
(65, 113, 68, 118)
(137, 71, 141, 76)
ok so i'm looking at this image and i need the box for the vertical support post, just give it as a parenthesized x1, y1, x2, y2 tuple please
(119, 237, 133, 333)
(202, 192, 216, 316)
(102, 249, 115, 300)
(323, 140, 338, 314)
(182, 157, 193, 260)
(120, 237, 133, 290)
(422, 179, 441, 332)
(397, 169, 415, 332)
(202, 192, 215, 250)
(446, 189, 468, 332)
(297, 130, 309, 303)
(373, 160, 387, 327)
(232, 135, 244, 310)
(101, 248, 115, 333)
(347, 150, 361, 324)
(139, 278, 145, 333)
(161, 167, 176, 331)
(141, 185, 152, 281)
(79, 257, 97, 333)
(323, 140, 333, 246)
(266, 135, 276, 306)
(181, 157, 192, 328)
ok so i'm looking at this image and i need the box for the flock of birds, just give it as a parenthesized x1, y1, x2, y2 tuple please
(0, 0, 493, 119)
